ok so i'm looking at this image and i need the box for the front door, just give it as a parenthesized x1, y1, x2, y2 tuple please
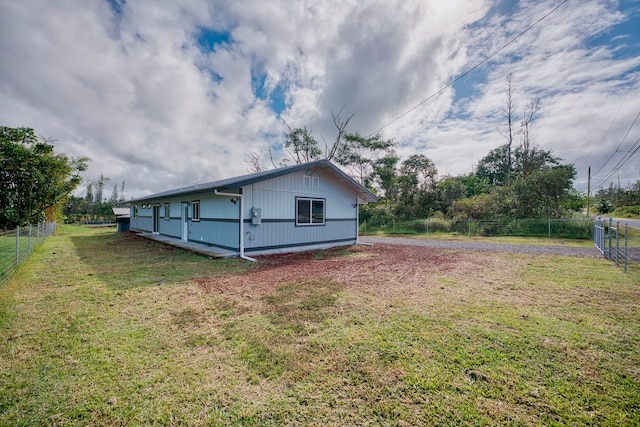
(181, 202, 189, 241)
(152, 205, 160, 234)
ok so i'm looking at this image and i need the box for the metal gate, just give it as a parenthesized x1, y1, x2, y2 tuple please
(594, 218, 629, 273)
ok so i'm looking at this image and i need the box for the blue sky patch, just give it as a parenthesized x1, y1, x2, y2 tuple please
(106, 0, 125, 20)
(196, 27, 232, 53)
(252, 70, 288, 115)
(590, 5, 640, 61)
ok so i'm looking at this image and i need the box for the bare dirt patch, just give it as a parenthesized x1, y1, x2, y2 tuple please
(194, 244, 516, 302)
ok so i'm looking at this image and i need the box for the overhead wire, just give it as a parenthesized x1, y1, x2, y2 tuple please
(591, 72, 639, 178)
(594, 131, 640, 188)
(366, 0, 569, 137)
(592, 109, 640, 188)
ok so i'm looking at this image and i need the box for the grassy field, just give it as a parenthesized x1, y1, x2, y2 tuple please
(1, 226, 638, 426)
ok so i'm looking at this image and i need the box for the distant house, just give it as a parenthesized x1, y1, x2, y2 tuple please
(129, 160, 378, 259)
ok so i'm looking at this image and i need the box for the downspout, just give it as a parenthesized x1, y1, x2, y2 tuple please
(214, 189, 257, 262)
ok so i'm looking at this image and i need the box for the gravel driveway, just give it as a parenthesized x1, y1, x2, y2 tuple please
(359, 236, 603, 258)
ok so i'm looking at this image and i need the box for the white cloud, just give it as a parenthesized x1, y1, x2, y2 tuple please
(0, 0, 638, 200)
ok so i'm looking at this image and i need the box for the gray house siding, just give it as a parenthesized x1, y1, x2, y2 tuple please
(241, 168, 358, 254)
(187, 193, 239, 250)
(131, 194, 240, 251)
(130, 205, 153, 232)
(129, 160, 376, 257)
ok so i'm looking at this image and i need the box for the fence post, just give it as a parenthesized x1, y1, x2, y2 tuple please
(548, 217, 551, 238)
(28, 224, 32, 254)
(15, 225, 19, 266)
(615, 221, 620, 266)
(608, 218, 613, 259)
(624, 223, 628, 274)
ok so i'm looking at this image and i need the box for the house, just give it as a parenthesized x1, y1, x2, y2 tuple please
(129, 160, 378, 259)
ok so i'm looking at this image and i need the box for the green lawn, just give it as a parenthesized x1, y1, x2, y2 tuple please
(1, 226, 638, 426)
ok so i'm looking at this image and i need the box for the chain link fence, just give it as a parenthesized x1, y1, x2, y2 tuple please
(593, 218, 638, 273)
(0, 222, 56, 287)
(362, 217, 593, 239)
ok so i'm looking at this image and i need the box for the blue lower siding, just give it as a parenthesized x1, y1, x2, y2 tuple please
(244, 218, 357, 250)
(132, 216, 357, 255)
(188, 219, 239, 249)
(245, 237, 356, 253)
(160, 219, 181, 238)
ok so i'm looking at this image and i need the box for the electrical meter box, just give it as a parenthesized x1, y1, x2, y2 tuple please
(251, 207, 262, 225)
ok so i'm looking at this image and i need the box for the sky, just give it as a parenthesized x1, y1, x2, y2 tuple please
(1, 0, 639, 200)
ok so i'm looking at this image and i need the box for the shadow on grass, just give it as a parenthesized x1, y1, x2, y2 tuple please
(69, 230, 249, 290)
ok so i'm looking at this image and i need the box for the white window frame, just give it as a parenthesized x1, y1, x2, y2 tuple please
(192, 201, 200, 221)
(296, 197, 325, 226)
(164, 203, 170, 220)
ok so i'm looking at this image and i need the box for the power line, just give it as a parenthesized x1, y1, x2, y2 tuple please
(593, 109, 640, 188)
(592, 108, 640, 178)
(366, 0, 569, 137)
(594, 137, 640, 188)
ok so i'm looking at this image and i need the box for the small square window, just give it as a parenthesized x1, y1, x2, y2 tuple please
(303, 175, 311, 187)
(312, 177, 320, 188)
(192, 201, 200, 221)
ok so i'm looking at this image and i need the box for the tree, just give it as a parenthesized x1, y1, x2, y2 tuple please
(594, 198, 614, 215)
(270, 109, 395, 188)
(0, 126, 89, 228)
(396, 154, 438, 218)
(94, 174, 109, 205)
(334, 133, 395, 186)
(110, 183, 119, 204)
(325, 109, 354, 161)
(500, 74, 516, 180)
(435, 176, 467, 215)
(509, 164, 577, 218)
(371, 154, 400, 199)
(476, 144, 511, 186)
(283, 127, 322, 164)
(519, 97, 542, 176)
(476, 143, 560, 186)
(85, 181, 94, 205)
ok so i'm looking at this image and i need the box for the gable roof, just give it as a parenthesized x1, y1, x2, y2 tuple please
(130, 160, 378, 204)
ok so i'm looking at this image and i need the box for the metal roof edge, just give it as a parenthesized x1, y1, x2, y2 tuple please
(129, 159, 378, 203)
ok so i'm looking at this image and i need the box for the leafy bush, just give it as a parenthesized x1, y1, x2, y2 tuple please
(611, 205, 640, 219)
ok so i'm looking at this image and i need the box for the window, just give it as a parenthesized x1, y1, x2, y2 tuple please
(164, 203, 170, 220)
(303, 175, 320, 188)
(296, 198, 325, 225)
(133, 205, 138, 219)
(192, 201, 200, 221)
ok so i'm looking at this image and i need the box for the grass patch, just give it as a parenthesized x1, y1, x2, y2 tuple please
(0, 226, 638, 425)
(364, 230, 594, 247)
(610, 205, 640, 219)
